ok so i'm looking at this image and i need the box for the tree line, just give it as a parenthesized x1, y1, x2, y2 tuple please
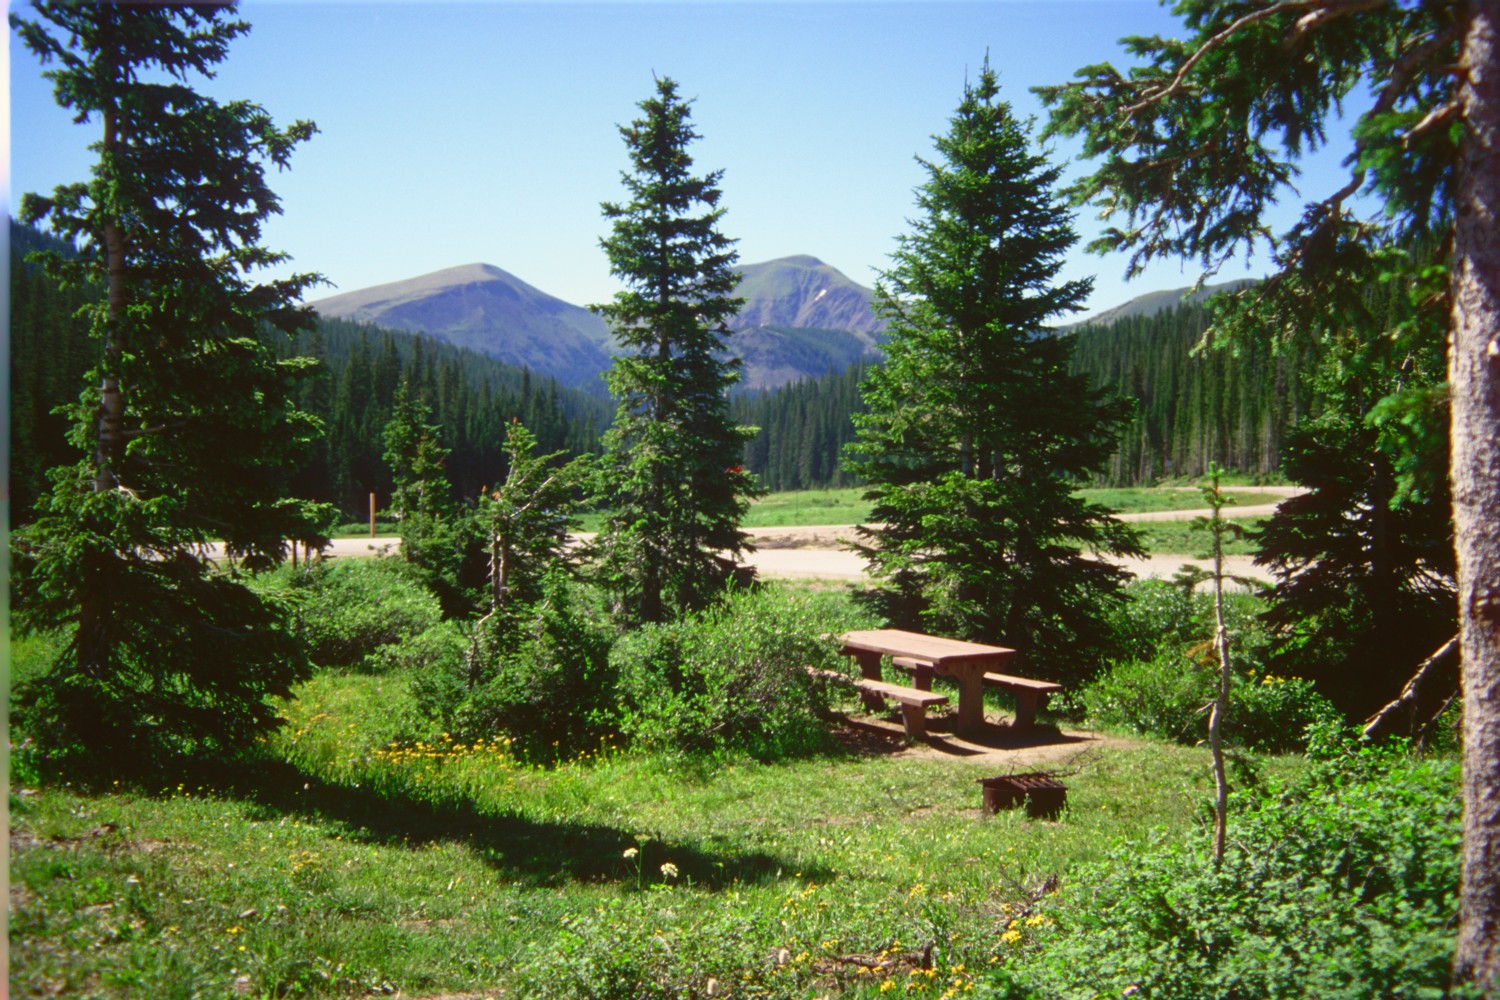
(731, 301, 1319, 492)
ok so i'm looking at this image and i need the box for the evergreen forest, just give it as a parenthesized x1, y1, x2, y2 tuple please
(734, 303, 1319, 492)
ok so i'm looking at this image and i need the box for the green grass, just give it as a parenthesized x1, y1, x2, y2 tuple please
(1129, 515, 1267, 558)
(575, 485, 1285, 535)
(1079, 487, 1278, 514)
(8, 632, 1294, 999)
(331, 519, 400, 538)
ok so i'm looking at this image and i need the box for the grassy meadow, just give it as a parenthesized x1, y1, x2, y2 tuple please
(10, 619, 1285, 1000)
(13, 492, 1456, 999)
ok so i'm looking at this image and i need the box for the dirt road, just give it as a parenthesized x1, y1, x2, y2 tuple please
(290, 487, 1299, 583)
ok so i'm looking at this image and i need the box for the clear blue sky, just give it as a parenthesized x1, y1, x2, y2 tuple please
(10, 1, 1333, 318)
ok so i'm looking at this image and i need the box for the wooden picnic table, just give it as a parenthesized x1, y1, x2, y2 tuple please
(839, 629, 1020, 736)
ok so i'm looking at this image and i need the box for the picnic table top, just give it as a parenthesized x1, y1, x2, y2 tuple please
(839, 628, 1017, 666)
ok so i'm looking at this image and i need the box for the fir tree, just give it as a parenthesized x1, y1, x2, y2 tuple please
(10, 3, 327, 764)
(846, 61, 1140, 677)
(590, 76, 760, 624)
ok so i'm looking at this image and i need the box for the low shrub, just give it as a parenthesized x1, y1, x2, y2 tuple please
(252, 558, 442, 670)
(363, 619, 467, 676)
(1084, 579, 1335, 753)
(1008, 724, 1465, 999)
(611, 585, 878, 761)
(1104, 578, 1267, 662)
(410, 573, 617, 763)
(1081, 653, 1338, 754)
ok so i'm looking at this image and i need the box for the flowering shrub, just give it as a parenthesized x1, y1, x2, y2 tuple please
(1082, 580, 1336, 753)
(410, 573, 617, 763)
(1081, 654, 1337, 753)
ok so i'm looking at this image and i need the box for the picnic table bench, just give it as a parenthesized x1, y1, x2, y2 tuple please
(890, 655, 1062, 732)
(807, 667, 949, 740)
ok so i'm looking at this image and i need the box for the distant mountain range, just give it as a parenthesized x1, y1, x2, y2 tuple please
(310, 257, 1255, 391)
(310, 255, 887, 391)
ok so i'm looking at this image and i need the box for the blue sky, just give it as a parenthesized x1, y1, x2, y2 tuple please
(10, 1, 1337, 318)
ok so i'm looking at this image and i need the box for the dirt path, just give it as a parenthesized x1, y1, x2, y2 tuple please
(292, 490, 1298, 583)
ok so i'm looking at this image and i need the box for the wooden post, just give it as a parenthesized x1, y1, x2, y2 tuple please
(370, 493, 377, 538)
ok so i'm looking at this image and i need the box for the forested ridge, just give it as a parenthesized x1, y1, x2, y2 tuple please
(733, 301, 1319, 490)
(1069, 302, 1319, 484)
(9, 221, 611, 523)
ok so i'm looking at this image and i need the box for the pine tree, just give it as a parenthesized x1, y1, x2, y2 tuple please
(10, 3, 327, 765)
(846, 61, 1140, 677)
(590, 76, 760, 624)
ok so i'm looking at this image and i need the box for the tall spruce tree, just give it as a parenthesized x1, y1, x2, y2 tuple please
(590, 76, 760, 624)
(1038, 0, 1500, 987)
(10, 4, 326, 765)
(846, 62, 1140, 677)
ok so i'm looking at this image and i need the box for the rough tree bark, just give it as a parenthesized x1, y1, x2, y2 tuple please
(1454, 0, 1500, 991)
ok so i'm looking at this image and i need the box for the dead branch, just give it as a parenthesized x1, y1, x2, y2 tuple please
(1362, 634, 1460, 741)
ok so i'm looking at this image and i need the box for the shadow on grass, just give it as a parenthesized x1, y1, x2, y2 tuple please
(138, 753, 828, 891)
(835, 711, 1100, 759)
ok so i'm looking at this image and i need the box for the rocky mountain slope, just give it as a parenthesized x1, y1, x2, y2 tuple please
(309, 263, 616, 388)
(311, 256, 886, 391)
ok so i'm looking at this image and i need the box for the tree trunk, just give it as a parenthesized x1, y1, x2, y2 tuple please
(97, 105, 128, 494)
(1208, 479, 1231, 866)
(1453, 1, 1500, 992)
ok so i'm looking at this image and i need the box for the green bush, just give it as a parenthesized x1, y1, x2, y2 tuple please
(1081, 653, 1338, 754)
(252, 558, 442, 670)
(410, 573, 618, 763)
(1083, 580, 1334, 753)
(363, 619, 467, 676)
(611, 585, 877, 761)
(1105, 579, 1267, 662)
(1010, 725, 1466, 1000)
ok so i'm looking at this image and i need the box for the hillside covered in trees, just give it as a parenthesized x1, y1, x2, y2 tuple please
(733, 300, 1319, 491)
(14, 216, 1322, 515)
(9, 221, 611, 523)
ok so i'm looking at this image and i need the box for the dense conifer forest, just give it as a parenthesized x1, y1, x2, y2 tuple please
(1069, 303, 1318, 484)
(730, 360, 869, 492)
(732, 303, 1318, 490)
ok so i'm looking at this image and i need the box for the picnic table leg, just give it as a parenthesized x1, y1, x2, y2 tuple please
(1011, 691, 1042, 732)
(955, 671, 986, 735)
(850, 650, 886, 712)
(899, 702, 929, 740)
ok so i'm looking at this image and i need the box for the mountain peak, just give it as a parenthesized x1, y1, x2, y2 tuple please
(731, 256, 884, 339)
(310, 263, 615, 388)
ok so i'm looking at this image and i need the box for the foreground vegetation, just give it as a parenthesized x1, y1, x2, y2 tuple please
(9, 575, 1462, 999)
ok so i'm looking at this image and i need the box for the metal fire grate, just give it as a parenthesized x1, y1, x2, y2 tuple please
(978, 773, 1067, 818)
